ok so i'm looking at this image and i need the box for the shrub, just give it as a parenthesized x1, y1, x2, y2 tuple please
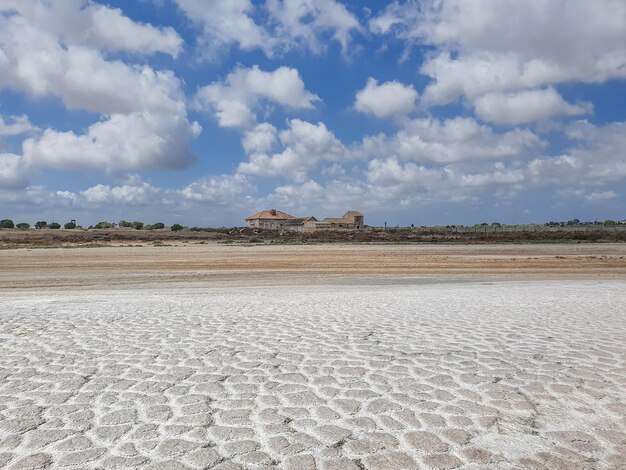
(35, 221, 48, 229)
(152, 222, 165, 229)
(171, 224, 184, 231)
(49, 222, 61, 229)
(64, 222, 77, 229)
(132, 221, 144, 230)
(118, 220, 133, 228)
(94, 221, 114, 229)
(16, 222, 30, 230)
(0, 219, 14, 229)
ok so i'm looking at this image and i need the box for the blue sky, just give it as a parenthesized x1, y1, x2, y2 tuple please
(0, 0, 625, 227)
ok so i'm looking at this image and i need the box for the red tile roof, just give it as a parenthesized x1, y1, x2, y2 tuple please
(245, 209, 296, 221)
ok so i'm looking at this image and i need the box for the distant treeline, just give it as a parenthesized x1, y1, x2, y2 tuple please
(0, 219, 184, 231)
(1, 217, 624, 232)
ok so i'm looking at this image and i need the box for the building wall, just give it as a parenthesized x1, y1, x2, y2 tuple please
(246, 219, 285, 229)
(247, 213, 363, 231)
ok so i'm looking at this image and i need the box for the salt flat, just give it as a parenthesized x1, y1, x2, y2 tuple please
(1, 278, 625, 469)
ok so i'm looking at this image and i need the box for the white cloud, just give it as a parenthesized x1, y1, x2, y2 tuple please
(372, 0, 626, 112)
(367, 157, 442, 188)
(354, 78, 418, 118)
(0, 115, 39, 137)
(81, 181, 160, 205)
(586, 191, 618, 203)
(1, 0, 182, 57)
(238, 119, 346, 180)
(0, 153, 29, 189)
(0, 2, 201, 172)
(358, 117, 543, 164)
(474, 88, 591, 125)
(564, 121, 626, 180)
(0, 4, 185, 115)
(194, 65, 319, 128)
(23, 112, 202, 172)
(242, 123, 278, 154)
(176, 0, 361, 58)
(266, 0, 362, 55)
(174, 0, 272, 59)
(0, 22, 184, 115)
(179, 174, 254, 204)
(266, 178, 368, 213)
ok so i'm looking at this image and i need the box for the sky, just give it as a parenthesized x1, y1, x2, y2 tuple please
(0, 0, 625, 227)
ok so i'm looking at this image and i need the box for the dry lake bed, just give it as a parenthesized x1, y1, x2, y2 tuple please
(1, 244, 625, 469)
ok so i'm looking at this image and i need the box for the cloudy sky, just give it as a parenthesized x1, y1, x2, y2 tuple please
(1, 0, 625, 227)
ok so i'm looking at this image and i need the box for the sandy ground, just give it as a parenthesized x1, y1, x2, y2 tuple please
(1, 243, 625, 289)
(1, 244, 625, 469)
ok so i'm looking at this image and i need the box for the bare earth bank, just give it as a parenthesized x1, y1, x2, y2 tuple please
(1, 243, 625, 289)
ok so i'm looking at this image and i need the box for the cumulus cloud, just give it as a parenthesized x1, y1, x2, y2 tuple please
(174, 0, 273, 59)
(0, 153, 29, 189)
(0, 2, 201, 172)
(371, 0, 626, 123)
(586, 191, 619, 203)
(81, 181, 160, 205)
(23, 112, 202, 172)
(362, 120, 626, 197)
(266, 0, 362, 55)
(242, 123, 278, 154)
(176, 0, 361, 58)
(474, 88, 591, 125)
(358, 117, 543, 164)
(367, 157, 442, 188)
(1, 0, 183, 57)
(354, 78, 418, 118)
(266, 178, 368, 213)
(238, 119, 346, 180)
(0, 173, 257, 226)
(0, 18, 184, 115)
(563, 120, 626, 180)
(178, 174, 254, 204)
(0, 115, 39, 137)
(194, 65, 319, 128)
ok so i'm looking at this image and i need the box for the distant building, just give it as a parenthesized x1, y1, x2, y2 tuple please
(318, 211, 364, 229)
(281, 216, 319, 232)
(245, 210, 363, 231)
(245, 209, 296, 229)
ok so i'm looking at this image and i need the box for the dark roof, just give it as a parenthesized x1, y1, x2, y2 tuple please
(282, 216, 318, 225)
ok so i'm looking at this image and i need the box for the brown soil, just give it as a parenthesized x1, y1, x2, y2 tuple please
(1, 226, 625, 248)
(1, 243, 624, 290)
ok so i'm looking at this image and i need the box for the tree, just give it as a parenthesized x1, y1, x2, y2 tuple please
(35, 221, 48, 229)
(119, 220, 133, 228)
(0, 219, 14, 229)
(64, 221, 76, 229)
(132, 221, 144, 230)
(49, 222, 61, 229)
(94, 221, 113, 229)
(152, 222, 165, 229)
(16, 223, 30, 230)
(603, 219, 617, 226)
(171, 224, 183, 231)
